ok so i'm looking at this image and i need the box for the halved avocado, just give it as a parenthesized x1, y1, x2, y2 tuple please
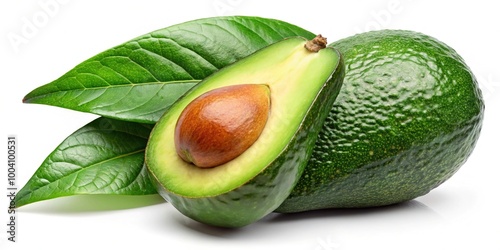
(145, 36, 344, 227)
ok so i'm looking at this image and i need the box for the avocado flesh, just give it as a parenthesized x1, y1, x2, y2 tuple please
(277, 30, 484, 212)
(146, 37, 344, 227)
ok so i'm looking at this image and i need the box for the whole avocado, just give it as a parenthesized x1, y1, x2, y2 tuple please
(277, 30, 484, 212)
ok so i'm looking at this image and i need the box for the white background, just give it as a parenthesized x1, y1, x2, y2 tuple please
(1, 0, 499, 249)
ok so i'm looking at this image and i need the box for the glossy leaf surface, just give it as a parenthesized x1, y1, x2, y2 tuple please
(23, 16, 314, 124)
(15, 118, 155, 207)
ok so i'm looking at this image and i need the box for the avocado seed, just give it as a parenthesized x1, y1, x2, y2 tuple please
(174, 84, 271, 168)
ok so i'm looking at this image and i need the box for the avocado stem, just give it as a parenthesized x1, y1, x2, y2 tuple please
(305, 34, 327, 52)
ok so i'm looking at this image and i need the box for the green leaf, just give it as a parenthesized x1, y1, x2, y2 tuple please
(15, 117, 156, 207)
(23, 16, 315, 124)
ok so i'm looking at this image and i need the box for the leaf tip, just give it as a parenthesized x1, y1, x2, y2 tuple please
(13, 195, 26, 208)
(22, 89, 36, 103)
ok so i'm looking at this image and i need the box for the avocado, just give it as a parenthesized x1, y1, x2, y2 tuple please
(145, 35, 344, 227)
(277, 30, 484, 212)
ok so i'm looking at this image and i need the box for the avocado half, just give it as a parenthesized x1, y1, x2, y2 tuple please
(145, 36, 344, 227)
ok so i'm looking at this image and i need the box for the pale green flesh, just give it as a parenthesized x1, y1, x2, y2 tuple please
(147, 37, 339, 197)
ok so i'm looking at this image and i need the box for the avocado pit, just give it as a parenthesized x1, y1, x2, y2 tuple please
(174, 84, 271, 168)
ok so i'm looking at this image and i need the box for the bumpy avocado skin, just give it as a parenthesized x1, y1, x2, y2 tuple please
(148, 40, 344, 227)
(277, 30, 484, 212)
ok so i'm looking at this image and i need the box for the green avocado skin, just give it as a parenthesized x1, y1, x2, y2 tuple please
(151, 49, 345, 228)
(277, 30, 484, 212)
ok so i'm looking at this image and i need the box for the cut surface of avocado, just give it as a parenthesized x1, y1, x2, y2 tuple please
(146, 36, 344, 227)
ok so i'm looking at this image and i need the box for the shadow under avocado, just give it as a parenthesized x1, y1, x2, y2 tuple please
(174, 199, 441, 238)
(18, 194, 165, 214)
(266, 199, 439, 223)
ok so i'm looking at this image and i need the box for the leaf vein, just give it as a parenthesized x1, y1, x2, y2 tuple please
(40, 148, 145, 194)
(135, 44, 195, 80)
